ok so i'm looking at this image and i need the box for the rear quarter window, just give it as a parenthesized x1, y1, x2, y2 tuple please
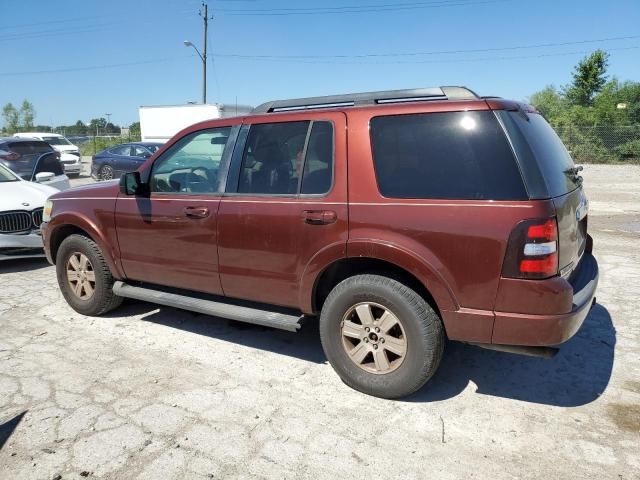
(370, 111, 527, 200)
(496, 110, 579, 198)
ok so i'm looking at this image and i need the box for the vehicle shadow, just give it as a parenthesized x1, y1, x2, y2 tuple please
(0, 411, 26, 450)
(0, 258, 50, 274)
(122, 301, 328, 364)
(408, 303, 615, 406)
(119, 300, 614, 407)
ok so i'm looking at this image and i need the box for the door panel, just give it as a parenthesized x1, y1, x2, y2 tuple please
(217, 112, 348, 310)
(114, 126, 238, 295)
(114, 195, 223, 294)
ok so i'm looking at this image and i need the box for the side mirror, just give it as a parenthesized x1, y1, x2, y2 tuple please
(119, 171, 144, 195)
(35, 172, 55, 183)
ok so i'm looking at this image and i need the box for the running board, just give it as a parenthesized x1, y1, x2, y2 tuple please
(469, 343, 559, 358)
(112, 281, 303, 332)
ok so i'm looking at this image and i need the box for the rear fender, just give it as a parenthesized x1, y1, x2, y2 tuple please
(347, 239, 458, 312)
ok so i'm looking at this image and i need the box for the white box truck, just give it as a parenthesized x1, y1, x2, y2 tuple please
(138, 103, 253, 143)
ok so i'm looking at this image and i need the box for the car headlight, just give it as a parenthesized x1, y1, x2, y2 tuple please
(42, 200, 53, 223)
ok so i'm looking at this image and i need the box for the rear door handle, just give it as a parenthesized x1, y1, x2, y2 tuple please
(184, 206, 210, 219)
(303, 210, 337, 225)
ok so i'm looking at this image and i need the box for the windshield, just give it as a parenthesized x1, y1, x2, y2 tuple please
(0, 163, 19, 182)
(42, 136, 72, 146)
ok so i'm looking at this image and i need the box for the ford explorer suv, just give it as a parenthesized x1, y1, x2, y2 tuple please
(41, 86, 598, 399)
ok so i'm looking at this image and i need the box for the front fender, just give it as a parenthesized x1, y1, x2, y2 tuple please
(44, 207, 124, 279)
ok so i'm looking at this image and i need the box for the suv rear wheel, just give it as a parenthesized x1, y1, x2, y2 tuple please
(56, 234, 123, 316)
(319, 274, 444, 399)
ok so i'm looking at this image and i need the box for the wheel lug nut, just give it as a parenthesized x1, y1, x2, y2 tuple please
(365, 327, 370, 332)
(381, 338, 385, 343)
(375, 327, 380, 333)
(373, 344, 378, 349)
(364, 338, 369, 343)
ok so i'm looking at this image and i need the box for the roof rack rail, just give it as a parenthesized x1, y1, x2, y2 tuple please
(252, 86, 479, 114)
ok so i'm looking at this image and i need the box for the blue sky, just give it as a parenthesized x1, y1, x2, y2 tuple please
(1, 0, 639, 127)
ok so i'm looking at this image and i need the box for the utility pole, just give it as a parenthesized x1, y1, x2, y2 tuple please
(202, 2, 208, 104)
(183, 3, 212, 104)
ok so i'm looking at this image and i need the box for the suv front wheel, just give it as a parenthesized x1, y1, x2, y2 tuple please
(56, 234, 123, 316)
(319, 274, 444, 399)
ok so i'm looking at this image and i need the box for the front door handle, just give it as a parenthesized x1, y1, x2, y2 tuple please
(184, 206, 210, 219)
(303, 210, 337, 225)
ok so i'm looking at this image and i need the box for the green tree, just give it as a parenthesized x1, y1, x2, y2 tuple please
(19, 100, 35, 129)
(89, 117, 107, 133)
(2, 103, 20, 133)
(564, 50, 610, 107)
(529, 85, 566, 120)
(129, 121, 141, 138)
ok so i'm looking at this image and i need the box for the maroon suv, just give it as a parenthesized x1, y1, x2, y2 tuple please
(41, 86, 598, 399)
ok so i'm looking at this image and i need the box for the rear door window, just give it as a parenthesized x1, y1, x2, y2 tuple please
(301, 121, 333, 195)
(238, 121, 310, 195)
(370, 111, 527, 200)
(496, 110, 579, 198)
(111, 145, 131, 156)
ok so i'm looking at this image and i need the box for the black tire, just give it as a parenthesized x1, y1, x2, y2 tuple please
(56, 234, 123, 316)
(319, 274, 444, 399)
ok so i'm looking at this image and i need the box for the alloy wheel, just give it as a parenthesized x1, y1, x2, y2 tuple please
(100, 165, 113, 181)
(340, 302, 407, 374)
(66, 252, 96, 300)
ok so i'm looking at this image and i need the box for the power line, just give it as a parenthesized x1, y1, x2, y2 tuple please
(1, 43, 637, 77)
(0, 55, 195, 77)
(213, 0, 512, 15)
(0, 24, 114, 42)
(227, 45, 639, 65)
(210, 34, 640, 60)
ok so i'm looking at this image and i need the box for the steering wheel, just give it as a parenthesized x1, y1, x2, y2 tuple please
(187, 167, 214, 192)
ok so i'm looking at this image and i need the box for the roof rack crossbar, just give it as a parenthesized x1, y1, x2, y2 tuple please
(252, 86, 478, 114)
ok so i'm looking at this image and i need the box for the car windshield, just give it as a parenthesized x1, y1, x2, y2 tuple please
(0, 163, 19, 182)
(42, 136, 72, 146)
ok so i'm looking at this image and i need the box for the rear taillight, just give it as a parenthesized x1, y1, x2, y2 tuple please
(502, 218, 559, 279)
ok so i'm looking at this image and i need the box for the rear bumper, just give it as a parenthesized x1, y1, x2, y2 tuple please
(62, 163, 81, 174)
(491, 252, 599, 346)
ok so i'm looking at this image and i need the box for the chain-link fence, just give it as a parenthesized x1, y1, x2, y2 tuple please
(552, 124, 640, 164)
(67, 134, 142, 157)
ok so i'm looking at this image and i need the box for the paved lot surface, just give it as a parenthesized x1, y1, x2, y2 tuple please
(1, 164, 639, 480)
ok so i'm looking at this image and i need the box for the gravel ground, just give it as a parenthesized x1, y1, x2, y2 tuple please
(1, 164, 639, 480)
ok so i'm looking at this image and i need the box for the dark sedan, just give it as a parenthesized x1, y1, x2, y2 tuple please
(91, 142, 163, 181)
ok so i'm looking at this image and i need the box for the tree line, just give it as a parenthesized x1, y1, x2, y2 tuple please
(1, 101, 139, 137)
(530, 50, 640, 162)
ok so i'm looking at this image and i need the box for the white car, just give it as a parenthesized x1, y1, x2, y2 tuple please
(0, 163, 59, 260)
(13, 132, 82, 176)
